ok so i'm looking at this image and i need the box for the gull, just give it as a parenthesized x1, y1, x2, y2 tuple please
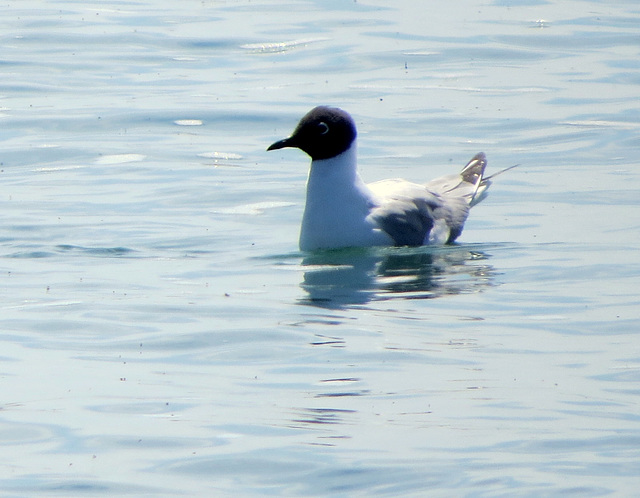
(268, 106, 513, 251)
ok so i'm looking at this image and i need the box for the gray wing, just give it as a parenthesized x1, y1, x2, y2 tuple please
(367, 180, 445, 246)
(368, 196, 439, 246)
(366, 153, 487, 246)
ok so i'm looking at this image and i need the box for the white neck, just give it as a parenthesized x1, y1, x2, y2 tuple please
(299, 144, 392, 250)
(306, 144, 362, 191)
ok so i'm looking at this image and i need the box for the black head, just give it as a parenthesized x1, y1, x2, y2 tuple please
(267, 106, 357, 160)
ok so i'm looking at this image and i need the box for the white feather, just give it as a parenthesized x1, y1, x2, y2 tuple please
(299, 145, 491, 251)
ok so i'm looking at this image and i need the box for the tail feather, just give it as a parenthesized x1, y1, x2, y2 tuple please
(464, 154, 518, 208)
(482, 163, 519, 182)
(460, 152, 487, 207)
(424, 152, 517, 208)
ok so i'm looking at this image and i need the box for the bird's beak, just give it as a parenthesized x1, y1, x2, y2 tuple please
(267, 137, 294, 151)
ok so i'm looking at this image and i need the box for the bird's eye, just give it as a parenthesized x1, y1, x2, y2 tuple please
(318, 122, 329, 135)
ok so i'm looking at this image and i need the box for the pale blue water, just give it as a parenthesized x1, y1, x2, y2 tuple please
(1, 1, 639, 495)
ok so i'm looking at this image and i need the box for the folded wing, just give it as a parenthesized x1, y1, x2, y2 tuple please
(366, 153, 489, 246)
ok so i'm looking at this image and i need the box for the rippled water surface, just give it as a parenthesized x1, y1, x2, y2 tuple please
(2, 0, 639, 495)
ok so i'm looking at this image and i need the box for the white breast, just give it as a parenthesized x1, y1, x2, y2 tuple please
(299, 145, 393, 251)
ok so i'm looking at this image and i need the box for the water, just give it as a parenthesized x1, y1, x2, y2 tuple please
(1, 0, 639, 495)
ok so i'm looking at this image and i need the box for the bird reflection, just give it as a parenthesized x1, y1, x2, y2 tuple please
(299, 245, 497, 309)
